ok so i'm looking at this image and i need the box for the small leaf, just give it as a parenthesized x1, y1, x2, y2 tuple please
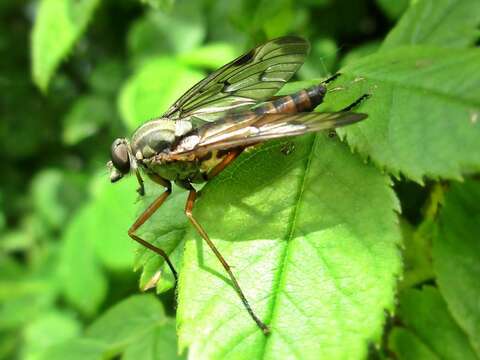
(60, 204, 108, 316)
(329, 46, 480, 181)
(31, 0, 100, 92)
(86, 295, 183, 359)
(382, 0, 480, 50)
(135, 182, 188, 294)
(433, 180, 480, 356)
(118, 57, 204, 131)
(22, 311, 81, 360)
(390, 286, 477, 359)
(62, 96, 112, 145)
(177, 134, 401, 358)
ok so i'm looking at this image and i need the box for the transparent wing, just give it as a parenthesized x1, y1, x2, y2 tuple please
(163, 36, 310, 123)
(171, 111, 367, 157)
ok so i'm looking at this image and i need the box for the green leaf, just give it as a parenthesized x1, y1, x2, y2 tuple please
(398, 219, 434, 290)
(60, 204, 108, 316)
(22, 311, 81, 360)
(388, 328, 437, 360)
(382, 0, 480, 50)
(119, 57, 204, 131)
(177, 43, 238, 70)
(390, 286, 477, 360)
(127, 7, 205, 66)
(39, 339, 107, 360)
(62, 96, 112, 145)
(135, 182, 188, 294)
(433, 180, 480, 356)
(375, 0, 409, 20)
(177, 134, 401, 359)
(328, 46, 480, 182)
(86, 294, 183, 359)
(60, 173, 137, 314)
(31, 0, 100, 92)
(89, 175, 137, 270)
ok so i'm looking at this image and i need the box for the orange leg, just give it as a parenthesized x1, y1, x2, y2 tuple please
(207, 148, 243, 180)
(182, 149, 270, 334)
(128, 175, 177, 281)
(184, 187, 270, 335)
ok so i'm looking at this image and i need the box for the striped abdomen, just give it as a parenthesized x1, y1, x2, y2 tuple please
(254, 84, 327, 115)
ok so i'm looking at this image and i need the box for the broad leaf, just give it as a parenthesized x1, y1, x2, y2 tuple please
(177, 134, 401, 359)
(328, 46, 480, 182)
(389, 287, 477, 359)
(31, 0, 100, 92)
(382, 0, 480, 50)
(433, 180, 480, 356)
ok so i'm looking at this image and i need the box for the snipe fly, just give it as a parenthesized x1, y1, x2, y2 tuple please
(107, 36, 368, 335)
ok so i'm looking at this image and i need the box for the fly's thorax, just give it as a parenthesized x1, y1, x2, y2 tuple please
(130, 118, 193, 160)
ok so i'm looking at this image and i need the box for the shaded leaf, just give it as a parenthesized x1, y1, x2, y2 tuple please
(388, 328, 437, 360)
(382, 0, 480, 50)
(31, 0, 100, 92)
(329, 46, 480, 181)
(433, 180, 480, 356)
(376, 0, 409, 20)
(391, 286, 477, 360)
(177, 134, 401, 359)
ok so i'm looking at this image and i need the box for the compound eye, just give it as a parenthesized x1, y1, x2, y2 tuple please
(111, 139, 130, 174)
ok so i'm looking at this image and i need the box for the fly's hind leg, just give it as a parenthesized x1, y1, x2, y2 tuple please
(181, 182, 270, 335)
(128, 173, 177, 281)
(176, 149, 270, 335)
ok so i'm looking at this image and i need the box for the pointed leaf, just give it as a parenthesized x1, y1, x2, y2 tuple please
(31, 0, 100, 92)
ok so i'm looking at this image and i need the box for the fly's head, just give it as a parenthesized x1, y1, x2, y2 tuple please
(107, 138, 136, 183)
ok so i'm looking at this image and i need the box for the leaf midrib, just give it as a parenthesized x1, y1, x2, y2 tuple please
(259, 133, 318, 358)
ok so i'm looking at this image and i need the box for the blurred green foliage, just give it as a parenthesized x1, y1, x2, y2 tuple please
(1, 0, 479, 359)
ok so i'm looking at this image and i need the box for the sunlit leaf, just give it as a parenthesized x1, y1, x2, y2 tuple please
(31, 0, 100, 92)
(176, 133, 401, 359)
(329, 46, 480, 182)
(433, 180, 480, 356)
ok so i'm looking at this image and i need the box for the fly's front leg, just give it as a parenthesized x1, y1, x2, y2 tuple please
(129, 174, 177, 281)
(181, 181, 270, 335)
